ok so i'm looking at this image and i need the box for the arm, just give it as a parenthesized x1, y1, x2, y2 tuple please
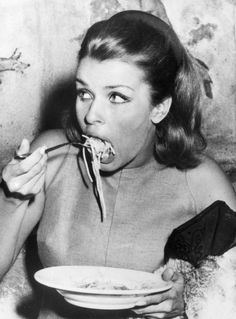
(0, 189, 45, 278)
(0, 129, 68, 278)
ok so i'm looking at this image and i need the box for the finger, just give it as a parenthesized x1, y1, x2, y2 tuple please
(171, 271, 181, 282)
(12, 156, 47, 188)
(17, 166, 46, 195)
(15, 155, 47, 185)
(162, 268, 175, 282)
(31, 170, 46, 194)
(16, 138, 30, 156)
(145, 316, 165, 319)
(13, 147, 47, 175)
(134, 314, 177, 319)
(142, 314, 166, 319)
(162, 268, 183, 285)
(135, 292, 169, 307)
(133, 300, 172, 315)
(143, 314, 172, 319)
(169, 271, 184, 287)
(4, 155, 47, 193)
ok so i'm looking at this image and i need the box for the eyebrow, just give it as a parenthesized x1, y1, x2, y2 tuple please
(76, 78, 87, 86)
(76, 78, 134, 91)
(105, 85, 134, 91)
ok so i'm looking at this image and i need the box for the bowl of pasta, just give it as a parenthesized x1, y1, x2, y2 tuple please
(34, 265, 172, 310)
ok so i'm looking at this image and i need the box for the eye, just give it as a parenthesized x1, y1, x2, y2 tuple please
(77, 89, 93, 102)
(109, 92, 130, 104)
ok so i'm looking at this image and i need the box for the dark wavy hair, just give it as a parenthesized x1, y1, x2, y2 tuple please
(66, 10, 206, 169)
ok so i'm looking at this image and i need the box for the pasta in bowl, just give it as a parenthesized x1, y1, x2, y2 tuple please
(34, 265, 172, 310)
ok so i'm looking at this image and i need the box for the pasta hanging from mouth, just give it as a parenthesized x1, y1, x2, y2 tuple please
(81, 135, 115, 221)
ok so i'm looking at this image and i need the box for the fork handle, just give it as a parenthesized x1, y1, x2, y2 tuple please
(14, 142, 84, 160)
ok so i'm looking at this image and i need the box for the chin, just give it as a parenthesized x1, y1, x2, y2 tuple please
(100, 161, 120, 173)
(100, 157, 129, 173)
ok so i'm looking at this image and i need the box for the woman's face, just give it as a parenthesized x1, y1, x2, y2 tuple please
(75, 57, 157, 171)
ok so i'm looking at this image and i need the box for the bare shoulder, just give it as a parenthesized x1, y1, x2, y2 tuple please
(31, 129, 72, 188)
(186, 155, 236, 212)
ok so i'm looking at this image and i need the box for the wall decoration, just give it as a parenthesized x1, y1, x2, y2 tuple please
(0, 49, 30, 83)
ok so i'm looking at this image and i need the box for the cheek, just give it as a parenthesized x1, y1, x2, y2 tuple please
(114, 115, 152, 152)
(119, 111, 152, 139)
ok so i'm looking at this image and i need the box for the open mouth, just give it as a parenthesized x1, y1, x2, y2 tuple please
(81, 135, 116, 221)
(82, 135, 115, 164)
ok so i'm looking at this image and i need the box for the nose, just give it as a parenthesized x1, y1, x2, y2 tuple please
(85, 98, 105, 125)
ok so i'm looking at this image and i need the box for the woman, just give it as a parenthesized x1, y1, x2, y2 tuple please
(0, 10, 236, 319)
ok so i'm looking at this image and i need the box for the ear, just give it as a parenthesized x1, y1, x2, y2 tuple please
(150, 97, 172, 124)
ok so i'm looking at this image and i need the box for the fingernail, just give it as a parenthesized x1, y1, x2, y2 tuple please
(135, 299, 146, 306)
(17, 138, 25, 149)
(20, 138, 28, 147)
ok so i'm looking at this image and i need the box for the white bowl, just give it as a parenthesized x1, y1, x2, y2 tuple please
(34, 265, 172, 310)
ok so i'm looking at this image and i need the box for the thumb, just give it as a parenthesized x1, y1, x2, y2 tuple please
(17, 138, 30, 155)
(162, 267, 179, 282)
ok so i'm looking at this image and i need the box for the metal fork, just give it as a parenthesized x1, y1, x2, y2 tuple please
(14, 142, 86, 160)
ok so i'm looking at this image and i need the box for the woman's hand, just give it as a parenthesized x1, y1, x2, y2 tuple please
(132, 267, 185, 318)
(1, 139, 47, 198)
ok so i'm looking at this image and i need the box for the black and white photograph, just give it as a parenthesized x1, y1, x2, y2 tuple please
(0, 1, 236, 318)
